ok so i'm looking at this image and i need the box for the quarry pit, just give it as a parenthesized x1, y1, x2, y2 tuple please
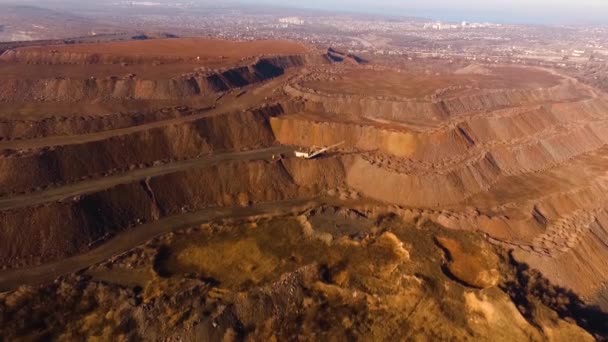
(0, 38, 607, 340)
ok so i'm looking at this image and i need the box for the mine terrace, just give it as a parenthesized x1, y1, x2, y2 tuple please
(0, 3, 607, 340)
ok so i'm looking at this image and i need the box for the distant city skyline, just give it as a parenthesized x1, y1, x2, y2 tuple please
(0, 0, 605, 25)
(234, 0, 608, 25)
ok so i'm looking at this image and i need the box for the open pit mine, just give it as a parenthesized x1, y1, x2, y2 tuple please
(0, 38, 606, 340)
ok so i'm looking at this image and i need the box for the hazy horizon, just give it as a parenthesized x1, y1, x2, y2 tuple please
(235, 0, 607, 25)
(0, 0, 606, 25)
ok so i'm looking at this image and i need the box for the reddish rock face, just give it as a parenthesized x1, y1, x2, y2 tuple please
(0, 38, 606, 340)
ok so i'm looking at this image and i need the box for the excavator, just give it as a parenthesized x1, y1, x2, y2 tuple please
(293, 141, 345, 159)
(271, 141, 345, 162)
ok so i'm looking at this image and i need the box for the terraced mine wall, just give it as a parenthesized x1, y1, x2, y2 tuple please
(345, 153, 501, 207)
(286, 81, 591, 122)
(0, 105, 284, 195)
(273, 99, 608, 157)
(5, 141, 607, 306)
(513, 208, 608, 308)
(0, 49, 188, 65)
(0, 157, 346, 269)
(0, 55, 324, 102)
(270, 116, 467, 158)
(435, 82, 587, 116)
(2, 49, 608, 317)
(271, 98, 608, 207)
(0, 108, 197, 141)
(344, 123, 608, 207)
(285, 84, 440, 120)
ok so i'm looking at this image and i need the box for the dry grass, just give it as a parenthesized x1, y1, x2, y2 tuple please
(169, 238, 279, 289)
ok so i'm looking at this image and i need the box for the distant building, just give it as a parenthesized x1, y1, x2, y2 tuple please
(572, 50, 585, 57)
(279, 17, 305, 25)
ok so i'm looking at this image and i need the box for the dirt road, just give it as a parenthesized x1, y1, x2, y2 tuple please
(0, 71, 295, 151)
(0, 71, 303, 292)
(0, 198, 318, 292)
(0, 146, 294, 210)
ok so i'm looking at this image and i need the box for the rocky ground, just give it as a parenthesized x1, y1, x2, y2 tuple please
(2, 206, 605, 340)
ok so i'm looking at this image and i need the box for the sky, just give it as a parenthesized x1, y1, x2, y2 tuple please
(235, 0, 608, 25)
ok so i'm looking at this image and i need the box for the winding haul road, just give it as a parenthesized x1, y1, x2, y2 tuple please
(0, 198, 317, 292)
(0, 145, 297, 291)
(0, 145, 294, 210)
(0, 71, 294, 151)
(0, 71, 303, 292)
